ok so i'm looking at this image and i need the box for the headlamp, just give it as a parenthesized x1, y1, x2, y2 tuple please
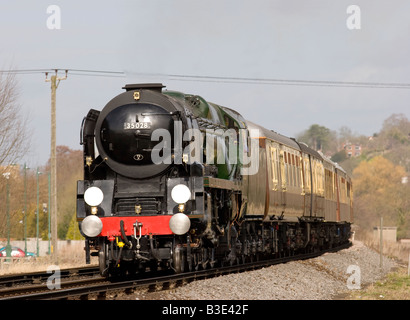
(171, 184, 191, 204)
(84, 186, 104, 207)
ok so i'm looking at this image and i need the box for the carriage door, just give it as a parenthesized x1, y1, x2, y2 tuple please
(312, 158, 325, 217)
(302, 154, 312, 217)
(267, 142, 283, 215)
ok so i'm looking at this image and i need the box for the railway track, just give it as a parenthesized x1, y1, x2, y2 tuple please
(0, 242, 351, 300)
(0, 266, 100, 289)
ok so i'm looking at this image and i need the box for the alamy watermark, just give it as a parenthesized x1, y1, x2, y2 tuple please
(47, 265, 61, 290)
(346, 5, 361, 30)
(46, 5, 61, 30)
(149, 121, 260, 175)
(346, 265, 361, 290)
(45, 4, 360, 31)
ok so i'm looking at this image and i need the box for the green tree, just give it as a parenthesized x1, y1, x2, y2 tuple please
(330, 149, 347, 163)
(297, 124, 337, 154)
(66, 213, 83, 240)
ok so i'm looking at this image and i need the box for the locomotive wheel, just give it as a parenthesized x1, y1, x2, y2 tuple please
(173, 245, 185, 273)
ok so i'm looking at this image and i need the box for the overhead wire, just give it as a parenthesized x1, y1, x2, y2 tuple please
(1, 68, 410, 89)
(0, 68, 126, 77)
(167, 76, 410, 89)
(164, 73, 410, 89)
(68, 72, 125, 78)
(128, 71, 410, 89)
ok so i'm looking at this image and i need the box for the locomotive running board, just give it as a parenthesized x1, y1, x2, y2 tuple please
(203, 177, 242, 191)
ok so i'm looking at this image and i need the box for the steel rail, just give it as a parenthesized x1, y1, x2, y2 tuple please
(0, 276, 107, 299)
(1, 242, 351, 300)
(0, 266, 99, 288)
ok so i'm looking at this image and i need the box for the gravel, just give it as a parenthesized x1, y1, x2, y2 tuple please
(120, 240, 397, 300)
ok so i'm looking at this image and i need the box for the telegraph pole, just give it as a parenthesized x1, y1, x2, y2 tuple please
(23, 163, 28, 255)
(2, 172, 11, 259)
(380, 216, 383, 271)
(48, 172, 51, 255)
(45, 69, 67, 263)
(36, 168, 41, 257)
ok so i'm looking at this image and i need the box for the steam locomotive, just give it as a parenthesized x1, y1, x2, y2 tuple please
(77, 83, 352, 277)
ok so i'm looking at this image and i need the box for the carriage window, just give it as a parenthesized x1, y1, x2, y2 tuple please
(288, 155, 292, 186)
(304, 157, 311, 193)
(340, 177, 346, 203)
(270, 147, 279, 190)
(298, 157, 303, 189)
(325, 169, 334, 199)
(280, 151, 286, 189)
(318, 161, 324, 197)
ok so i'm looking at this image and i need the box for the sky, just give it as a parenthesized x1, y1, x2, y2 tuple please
(1, 0, 410, 168)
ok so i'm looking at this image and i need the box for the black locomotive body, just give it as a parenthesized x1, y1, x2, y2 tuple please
(77, 83, 352, 277)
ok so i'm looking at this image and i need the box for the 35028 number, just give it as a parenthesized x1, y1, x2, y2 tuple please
(123, 122, 151, 129)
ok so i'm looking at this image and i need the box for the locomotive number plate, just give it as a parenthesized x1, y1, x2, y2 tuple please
(123, 122, 151, 129)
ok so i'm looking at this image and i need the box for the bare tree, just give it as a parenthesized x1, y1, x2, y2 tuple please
(0, 71, 30, 168)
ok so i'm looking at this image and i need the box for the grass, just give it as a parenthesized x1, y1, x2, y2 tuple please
(348, 267, 410, 300)
(348, 231, 410, 300)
